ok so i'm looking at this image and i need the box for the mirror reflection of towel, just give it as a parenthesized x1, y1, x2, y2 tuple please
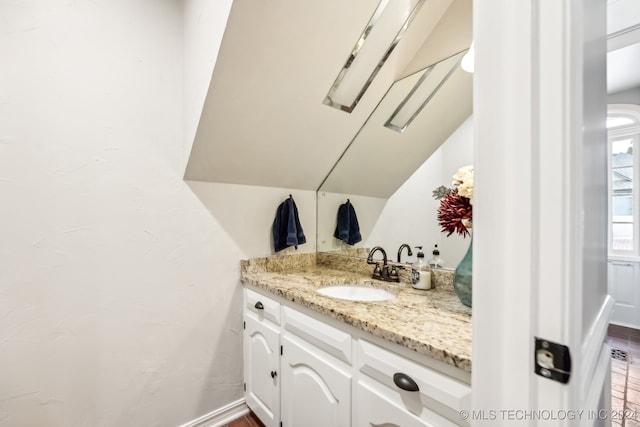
(334, 201, 362, 245)
(273, 197, 306, 252)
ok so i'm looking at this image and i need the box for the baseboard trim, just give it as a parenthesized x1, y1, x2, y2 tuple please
(179, 398, 250, 427)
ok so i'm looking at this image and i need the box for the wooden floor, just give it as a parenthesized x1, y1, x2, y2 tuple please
(608, 324, 640, 427)
(223, 411, 264, 427)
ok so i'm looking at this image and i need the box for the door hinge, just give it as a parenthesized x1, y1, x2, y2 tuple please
(243, 321, 245, 330)
(280, 345, 283, 355)
(280, 422, 282, 427)
(243, 382, 246, 392)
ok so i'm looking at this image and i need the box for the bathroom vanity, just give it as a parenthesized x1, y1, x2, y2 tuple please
(241, 253, 472, 427)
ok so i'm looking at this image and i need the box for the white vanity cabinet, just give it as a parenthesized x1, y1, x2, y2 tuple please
(243, 287, 471, 427)
(243, 289, 281, 427)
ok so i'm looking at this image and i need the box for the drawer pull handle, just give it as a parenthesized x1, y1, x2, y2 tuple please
(271, 370, 277, 378)
(254, 301, 264, 310)
(393, 373, 419, 392)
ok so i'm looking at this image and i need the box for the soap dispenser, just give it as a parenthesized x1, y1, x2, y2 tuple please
(411, 246, 432, 290)
(428, 245, 444, 269)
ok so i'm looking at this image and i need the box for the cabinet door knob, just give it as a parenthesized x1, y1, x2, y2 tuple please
(270, 370, 277, 378)
(393, 372, 419, 392)
(254, 301, 264, 310)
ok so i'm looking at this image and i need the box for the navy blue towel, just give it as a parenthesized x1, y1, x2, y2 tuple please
(333, 200, 362, 245)
(273, 197, 306, 252)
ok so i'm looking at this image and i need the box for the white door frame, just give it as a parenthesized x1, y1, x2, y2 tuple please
(472, 0, 613, 425)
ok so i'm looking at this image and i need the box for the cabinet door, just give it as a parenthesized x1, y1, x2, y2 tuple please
(355, 380, 457, 427)
(244, 312, 280, 427)
(608, 261, 640, 328)
(281, 333, 351, 427)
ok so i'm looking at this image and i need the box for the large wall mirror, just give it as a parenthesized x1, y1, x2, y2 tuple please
(317, 50, 473, 267)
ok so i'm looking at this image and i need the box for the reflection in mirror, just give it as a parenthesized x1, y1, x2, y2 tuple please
(385, 52, 464, 133)
(317, 51, 473, 268)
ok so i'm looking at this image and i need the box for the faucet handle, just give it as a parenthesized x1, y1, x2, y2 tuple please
(372, 263, 383, 280)
(388, 265, 400, 282)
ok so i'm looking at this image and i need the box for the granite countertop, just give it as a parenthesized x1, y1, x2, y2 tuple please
(241, 253, 472, 373)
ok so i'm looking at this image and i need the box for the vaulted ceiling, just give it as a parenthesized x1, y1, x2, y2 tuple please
(184, 0, 472, 190)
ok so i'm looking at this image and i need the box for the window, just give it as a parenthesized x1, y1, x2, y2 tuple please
(608, 105, 640, 258)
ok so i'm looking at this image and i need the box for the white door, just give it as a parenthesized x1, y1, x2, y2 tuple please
(280, 332, 351, 427)
(473, 0, 612, 425)
(244, 312, 280, 427)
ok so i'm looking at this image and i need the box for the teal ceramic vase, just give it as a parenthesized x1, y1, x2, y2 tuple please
(454, 237, 472, 307)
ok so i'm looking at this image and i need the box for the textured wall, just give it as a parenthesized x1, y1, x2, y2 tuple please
(0, 1, 315, 425)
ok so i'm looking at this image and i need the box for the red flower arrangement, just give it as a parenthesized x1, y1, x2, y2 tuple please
(436, 189, 472, 237)
(433, 165, 474, 238)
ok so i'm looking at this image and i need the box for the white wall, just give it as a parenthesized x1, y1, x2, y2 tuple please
(608, 86, 640, 105)
(365, 116, 474, 268)
(581, 0, 610, 336)
(183, 0, 233, 172)
(0, 1, 315, 425)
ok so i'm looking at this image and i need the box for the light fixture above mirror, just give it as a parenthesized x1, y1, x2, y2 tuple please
(460, 41, 474, 73)
(323, 0, 427, 113)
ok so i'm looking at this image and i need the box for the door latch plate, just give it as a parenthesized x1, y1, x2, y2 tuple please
(534, 337, 571, 384)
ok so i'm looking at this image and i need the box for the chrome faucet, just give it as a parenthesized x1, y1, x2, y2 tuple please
(397, 243, 413, 263)
(367, 246, 399, 282)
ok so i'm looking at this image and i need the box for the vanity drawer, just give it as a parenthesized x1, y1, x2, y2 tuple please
(282, 306, 352, 364)
(356, 339, 470, 421)
(245, 288, 280, 325)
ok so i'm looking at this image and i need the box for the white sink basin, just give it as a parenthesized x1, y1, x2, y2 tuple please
(317, 285, 395, 302)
